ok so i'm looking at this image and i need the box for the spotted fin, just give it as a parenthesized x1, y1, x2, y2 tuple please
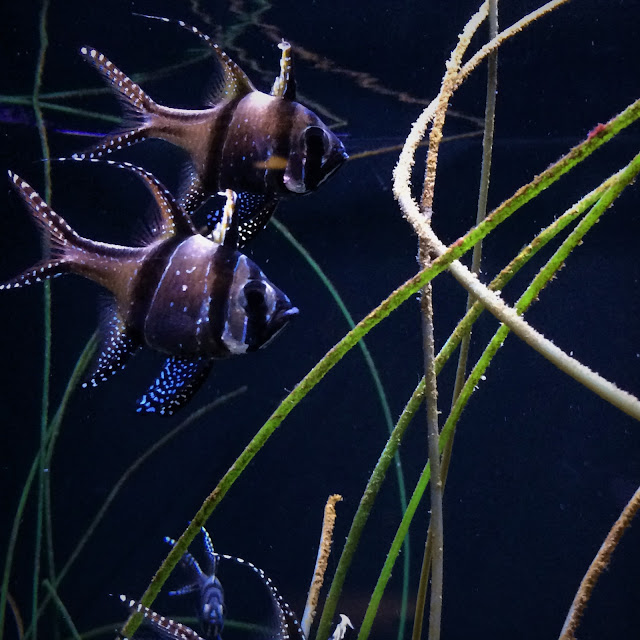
(118, 595, 205, 640)
(271, 41, 296, 101)
(137, 356, 213, 415)
(134, 14, 256, 103)
(206, 192, 278, 248)
(179, 171, 207, 217)
(82, 309, 139, 388)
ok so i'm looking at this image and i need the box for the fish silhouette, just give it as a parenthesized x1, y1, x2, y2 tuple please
(75, 16, 348, 246)
(1, 159, 298, 415)
(164, 529, 225, 640)
(162, 528, 305, 640)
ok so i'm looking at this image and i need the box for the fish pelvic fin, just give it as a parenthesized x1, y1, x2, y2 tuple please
(137, 356, 213, 415)
(82, 306, 140, 389)
(77, 46, 163, 158)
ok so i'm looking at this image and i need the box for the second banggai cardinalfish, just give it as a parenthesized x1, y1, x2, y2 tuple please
(1, 159, 298, 415)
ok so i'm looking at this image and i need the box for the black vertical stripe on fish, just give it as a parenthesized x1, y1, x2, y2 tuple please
(264, 96, 296, 193)
(202, 96, 244, 195)
(128, 236, 183, 336)
(207, 246, 241, 357)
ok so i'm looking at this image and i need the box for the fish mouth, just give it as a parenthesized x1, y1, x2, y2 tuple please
(257, 306, 299, 350)
(275, 306, 299, 323)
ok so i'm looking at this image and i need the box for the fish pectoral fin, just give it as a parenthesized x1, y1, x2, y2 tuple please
(167, 583, 200, 597)
(83, 310, 140, 389)
(137, 356, 213, 416)
(271, 40, 296, 101)
(206, 192, 279, 248)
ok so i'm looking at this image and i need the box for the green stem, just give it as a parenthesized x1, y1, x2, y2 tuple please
(271, 218, 410, 639)
(41, 582, 80, 640)
(31, 2, 52, 638)
(420, 286, 443, 640)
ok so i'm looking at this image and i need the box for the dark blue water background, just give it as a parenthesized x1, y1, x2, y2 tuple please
(1, 1, 639, 639)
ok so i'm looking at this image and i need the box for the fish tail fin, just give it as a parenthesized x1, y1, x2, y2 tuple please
(1, 171, 90, 290)
(76, 46, 167, 158)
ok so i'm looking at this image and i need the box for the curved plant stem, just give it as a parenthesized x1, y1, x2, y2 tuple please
(558, 484, 640, 640)
(358, 148, 640, 639)
(271, 218, 411, 638)
(395, 92, 640, 420)
(416, 5, 492, 638)
(415, 3, 499, 637)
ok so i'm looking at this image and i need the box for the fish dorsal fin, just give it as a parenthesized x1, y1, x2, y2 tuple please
(271, 41, 296, 101)
(134, 14, 255, 102)
(118, 595, 205, 640)
(61, 157, 196, 239)
(211, 189, 239, 250)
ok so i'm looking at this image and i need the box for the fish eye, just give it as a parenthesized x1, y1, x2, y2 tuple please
(242, 280, 266, 311)
(304, 126, 328, 157)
